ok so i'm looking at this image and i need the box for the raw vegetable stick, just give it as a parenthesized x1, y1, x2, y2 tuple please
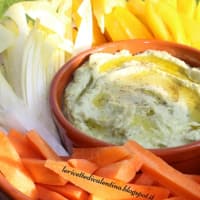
(67, 158, 98, 174)
(124, 140, 200, 200)
(22, 158, 67, 185)
(162, 197, 185, 200)
(26, 130, 61, 161)
(133, 172, 156, 186)
(179, 14, 200, 49)
(145, 0, 172, 41)
(162, 0, 177, 8)
(104, 11, 128, 41)
(0, 173, 31, 200)
(0, 131, 20, 161)
(0, 132, 38, 199)
(91, 0, 126, 33)
(177, 0, 196, 18)
(88, 194, 107, 200)
(94, 156, 142, 182)
(44, 183, 89, 200)
(71, 146, 130, 167)
(8, 129, 44, 159)
(92, 14, 107, 46)
(195, 1, 200, 23)
(127, 0, 148, 27)
(37, 185, 69, 200)
(73, 0, 106, 46)
(0, 157, 38, 199)
(112, 6, 153, 39)
(45, 160, 170, 200)
(186, 174, 200, 184)
(155, 0, 188, 45)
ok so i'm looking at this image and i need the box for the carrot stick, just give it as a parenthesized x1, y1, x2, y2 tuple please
(88, 194, 107, 200)
(68, 158, 98, 174)
(186, 174, 200, 184)
(8, 129, 44, 159)
(37, 185, 69, 200)
(0, 157, 38, 199)
(71, 146, 130, 167)
(133, 172, 156, 186)
(22, 159, 67, 185)
(44, 183, 89, 200)
(162, 197, 185, 200)
(45, 160, 170, 200)
(0, 132, 37, 199)
(26, 130, 61, 160)
(0, 173, 32, 200)
(124, 140, 200, 200)
(95, 156, 142, 182)
(0, 131, 20, 161)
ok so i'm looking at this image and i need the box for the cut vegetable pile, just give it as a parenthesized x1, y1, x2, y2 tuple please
(0, 129, 199, 200)
(0, 0, 200, 154)
(0, 0, 200, 199)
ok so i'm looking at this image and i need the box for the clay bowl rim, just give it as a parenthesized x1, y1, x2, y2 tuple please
(49, 39, 200, 158)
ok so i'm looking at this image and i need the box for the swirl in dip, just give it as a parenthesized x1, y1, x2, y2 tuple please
(63, 50, 200, 148)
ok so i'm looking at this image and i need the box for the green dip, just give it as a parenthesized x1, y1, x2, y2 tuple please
(63, 50, 200, 148)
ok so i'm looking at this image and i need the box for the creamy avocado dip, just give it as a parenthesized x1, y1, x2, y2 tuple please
(63, 50, 200, 148)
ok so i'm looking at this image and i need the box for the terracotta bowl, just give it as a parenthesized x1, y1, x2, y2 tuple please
(50, 39, 200, 174)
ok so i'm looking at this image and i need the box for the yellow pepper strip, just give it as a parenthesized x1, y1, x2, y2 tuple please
(195, 1, 200, 24)
(160, 0, 177, 8)
(155, 1, 188, 45)
(177, 0, 196, 18)
(112, 6, 153, 39)
(72, 0, 106, 46)
(72, 0, 82, 26)
(127, 0, 148, 27)
(180, 14, 200, 50)
(91, 0, 106, 33)
(72, 28, 78, 43)
(72, 0, 82, 42)
(92, 14, 107, 46)
(104, 10, 128, 41)
(144, 0, 172, 41)
(91, 0, 126, 33)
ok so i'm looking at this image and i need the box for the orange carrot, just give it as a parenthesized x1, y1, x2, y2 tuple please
(8, 129, 44, 159)
(0, 157, 38, 199)
(0, 132, 38, 199)
(22, 158, 67, 185)
(88, 194, 107, 200)
(71, 146, 130, 167)
(95, 156, 142, 182)
(37, 185, 69, 200)
(162, 197, 185, 200)
(44, 183, 89, 200)
(124, 140, 200, 200)
(68, 158, 98, 174)
(133, 172, 157, 186)
(0, 173, 32, 200)
(0, 131, 20, 161)
(45, 160, 170, 200)
(26, 130, 61, 160)
(186, 174, 200, 184)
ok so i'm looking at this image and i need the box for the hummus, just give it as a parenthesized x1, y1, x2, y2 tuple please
(63, 50, 200, 148)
